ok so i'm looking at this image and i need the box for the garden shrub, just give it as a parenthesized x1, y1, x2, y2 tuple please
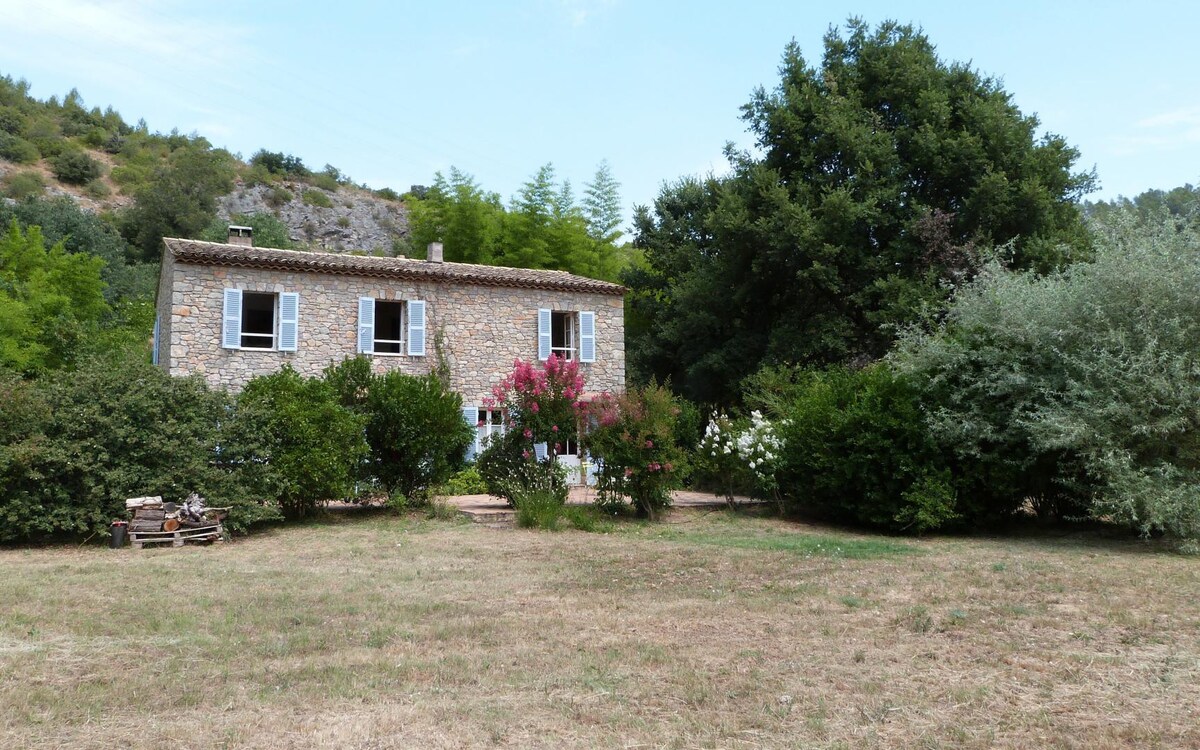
(436, 466, 488, 496)
(477, 428, 568, 507)
(478, 356, 585, 506)
(584, 383, 685, 519)
(223, 365, 367, 519)
(775, 365, 958, 533)
(694, 410, 750, 504)
(0, 351, 280, 541)
(895, 207, 1200, 546)
(363, 370, 473, 503)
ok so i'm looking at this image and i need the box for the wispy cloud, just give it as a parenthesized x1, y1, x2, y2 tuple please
(1108, 104, 1200, 156)
(556, 0, 617, 27)
(1135, 106, 1200, 129)
(0, 0, 257, 110)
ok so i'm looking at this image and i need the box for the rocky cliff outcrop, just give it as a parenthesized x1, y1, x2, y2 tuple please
(217, 181, 409, 253)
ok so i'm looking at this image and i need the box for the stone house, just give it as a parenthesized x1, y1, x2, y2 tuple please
(154, 230, 625, 478)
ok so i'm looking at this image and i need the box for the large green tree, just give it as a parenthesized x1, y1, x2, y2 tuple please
(404, 163, 625, 280)
(627, 19, 1096, 404)
(0, 221, 108, 373)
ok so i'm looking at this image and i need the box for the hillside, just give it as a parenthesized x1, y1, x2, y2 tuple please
(0, 75, 411, 257)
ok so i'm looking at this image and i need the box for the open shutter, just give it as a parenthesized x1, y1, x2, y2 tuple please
(579, 311, 596, 363)
(537, 308, 551, 361)
(462, 406, 479, 461)
(279, 292, 299, 351)
(357, 297, 375, 354)
(407, 300, 426, 356)
(534, 442, 548, 462)
(222, 289, 242, 349)
(152, 313, 161, 365)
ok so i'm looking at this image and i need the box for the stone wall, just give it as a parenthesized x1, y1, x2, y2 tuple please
(159, 259, 625, 404)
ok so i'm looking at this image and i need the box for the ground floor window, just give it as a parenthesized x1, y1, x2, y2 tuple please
(478, 408, 506, 451)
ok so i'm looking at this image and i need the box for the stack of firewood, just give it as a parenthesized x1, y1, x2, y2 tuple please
(126, 496, 166, 532)
(126, 494, 227, 532)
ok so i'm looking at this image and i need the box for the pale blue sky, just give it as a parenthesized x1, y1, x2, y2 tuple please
(3, 0, 1199, 230)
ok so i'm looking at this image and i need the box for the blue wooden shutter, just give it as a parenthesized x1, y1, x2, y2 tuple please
(152, 313, 161, 365)
(534, 442, 548, 461)
(407, 300, 426, 356)
(279, 292, 299, 351)
(462, 406, 479, 461)
(579, 311, 596, 363)
(357, 297, 375, 354)
(222, 289, 242, 349)
(537, 308, 551, 361)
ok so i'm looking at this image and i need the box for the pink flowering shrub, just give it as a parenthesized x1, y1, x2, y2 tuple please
(583, 383, 686, 520)
(485, 355, 586, 456)
(477, 356, 585, 506)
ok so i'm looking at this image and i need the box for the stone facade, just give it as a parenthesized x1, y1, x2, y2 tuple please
(155, 242, 626, 406)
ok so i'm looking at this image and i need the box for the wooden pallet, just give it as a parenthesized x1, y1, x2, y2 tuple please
(129, 523, 224, 549)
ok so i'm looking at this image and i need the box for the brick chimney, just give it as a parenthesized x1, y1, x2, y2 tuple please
(427, 241, 444, 263)
(227, 225, 253, 247)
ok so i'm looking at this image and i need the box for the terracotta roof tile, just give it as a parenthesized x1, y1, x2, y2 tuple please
(163, 238, 626, 296)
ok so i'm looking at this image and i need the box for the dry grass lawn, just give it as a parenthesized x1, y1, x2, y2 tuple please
(1, 508, 1197, 749)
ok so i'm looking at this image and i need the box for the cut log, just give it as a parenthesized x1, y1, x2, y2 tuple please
(129, 520, 162, 533)
(134, 509, 165, 521)
(162, 518, 181, 532)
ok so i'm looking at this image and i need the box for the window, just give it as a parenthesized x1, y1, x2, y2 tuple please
(358, 297, 425, 356)
(463, 406, 505, 461)
(373, 300, 406, 354)
(240, 292, 276, 348)
(222, 289, 298, 351)
(551, 311, 575, 359)
(538, 309, 595, 363)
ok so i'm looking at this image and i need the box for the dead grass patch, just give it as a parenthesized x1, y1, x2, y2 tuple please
(0, 510, 1197, 748)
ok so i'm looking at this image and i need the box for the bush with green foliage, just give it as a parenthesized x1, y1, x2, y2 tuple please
(0, 196, 155, 303)
(0, 353, 280, 542)
(249, 149, 309, 177)
(895, 208, 1200, 547)
(585, 383, 686, 519)
(223, 366, 367, 519)
(50, 149, 102, 185)
(302, 189, 333, 208)
(476, 428, 569, 507)
(435, 466, 489, 496)
(363, 370, 473, 502)
(0, 131, 40, 163)
(118, 140, 237, 262)
(3, 171, 44, 200)
(773, 365, 958, 533)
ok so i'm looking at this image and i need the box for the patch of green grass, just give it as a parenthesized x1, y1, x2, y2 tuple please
(649, 525, 920, 559)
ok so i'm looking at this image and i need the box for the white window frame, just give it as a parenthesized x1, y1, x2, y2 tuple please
(358, 297, 425, 357)
(539, 308, 595, 363)
(372, 299, 407, 356)
(223, 289, 298, 352)
(551, 311, 576, 360)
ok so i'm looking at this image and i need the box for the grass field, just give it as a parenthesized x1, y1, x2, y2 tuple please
(1, 508, 1197, 749)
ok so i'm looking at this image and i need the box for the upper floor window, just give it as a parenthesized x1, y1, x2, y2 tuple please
(221, 289, 298, 351)
(358, 297, 425, 356)
(538, 308, 595, 363)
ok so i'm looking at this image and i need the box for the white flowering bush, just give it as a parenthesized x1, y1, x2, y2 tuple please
(695, 411, 746, 504)
(734, 411, 786, 512)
